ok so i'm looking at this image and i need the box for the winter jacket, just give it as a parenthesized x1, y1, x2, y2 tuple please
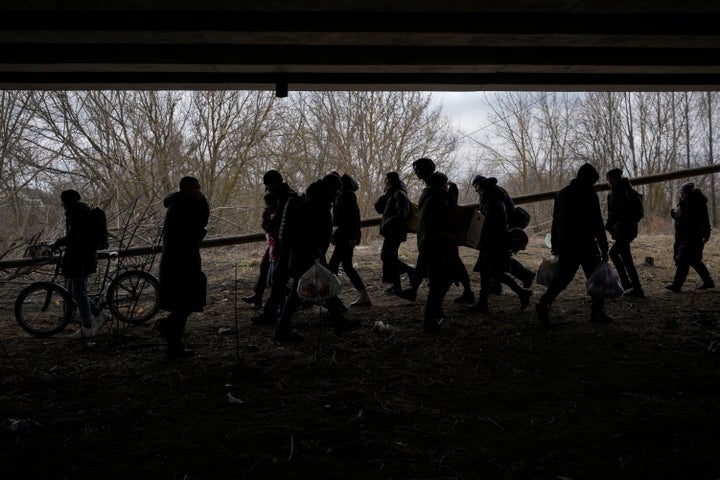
(159, 190, 210, 312)
(332, 174, 362, 245)
(417, 176, 456, 254)
(56, 201, 98, 278)
(375, 181, 411, 242)
(550, 164, 609, 258)
(279, 180, 335, 276)
(672, 188, 712, 264)
(605, 178, 642, 242)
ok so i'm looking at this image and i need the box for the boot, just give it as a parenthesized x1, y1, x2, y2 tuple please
(699, 279, 716, 290)
(623, 286, 646, 298)
(453, 289, 475, 304)
(241, 293, 262, 306)
(536, 302, 550, 325)
(351, 289, 372, 307)
(519, 288, 533, 311)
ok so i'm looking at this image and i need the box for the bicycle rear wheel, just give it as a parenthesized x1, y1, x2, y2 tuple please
(14, 282, 74, 337)
(107, 270, 160, 324)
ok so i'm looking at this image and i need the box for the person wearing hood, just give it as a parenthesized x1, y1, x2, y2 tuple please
(605, 168, 645, 298)
(51, 189, 104, 338)
(417, 170, 458, 332)
(328, 172, 371, 307)
(156, 176, 210, 358)
(666, 182, 715, 292)
(536, 163, 613, 325)
(469, 177, 532, 314)
(242, 170, 297, 307)
(374, 171, 415, 294)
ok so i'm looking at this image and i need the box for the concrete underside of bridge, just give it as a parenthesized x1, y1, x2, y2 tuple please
(1, 1, 720, 92)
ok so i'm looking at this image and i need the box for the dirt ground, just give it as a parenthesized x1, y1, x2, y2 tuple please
(2, 233, 720, 480)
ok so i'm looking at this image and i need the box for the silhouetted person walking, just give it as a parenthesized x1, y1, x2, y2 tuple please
(243, 170, 297, 306)
(156, 176, 210, 358)
(375, 171, 415, 294)
(666, 182, 715, 292)
(468, 177, 532, 313)
(52, 189, 103, 338)
(328, 173, 371, 307)
(535, 163, 613, 325)
(605, 168, 645, 298)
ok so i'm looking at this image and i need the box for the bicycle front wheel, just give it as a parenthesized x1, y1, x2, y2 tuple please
(15, 282, 74, 337)
(107, 270, 160, 324)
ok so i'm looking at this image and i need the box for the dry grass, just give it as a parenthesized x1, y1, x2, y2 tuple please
(1, 233, 720, 479)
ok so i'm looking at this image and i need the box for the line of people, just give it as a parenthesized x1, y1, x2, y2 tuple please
(52, 162, 715, 357)
(241, 161, 715, 340)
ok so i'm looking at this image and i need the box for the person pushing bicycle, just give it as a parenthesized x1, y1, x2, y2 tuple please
(49, 189, 105, 338)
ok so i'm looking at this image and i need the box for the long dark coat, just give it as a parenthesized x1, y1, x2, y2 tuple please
(473, 185, 510, 272)
(550, 175, 608, 258)
(605, 178, 642, 242)
(672, 188, 711, 264)
(279, 180, 334, 277)
(56, 201, 98, 278)
(332, 175, 362, 245)
(375, 181, 410, 243)
(159, 191, 210, 312)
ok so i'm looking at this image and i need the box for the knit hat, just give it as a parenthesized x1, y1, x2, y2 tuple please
(606, 168, 623, 180)
(471, 174, 486, 186)
(476, 177, 498, 189)
(680, 182, 695, 194)
(60, 189, 81, 204)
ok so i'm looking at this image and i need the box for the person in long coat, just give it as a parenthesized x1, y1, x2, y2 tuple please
(469, 177, 532, 313)
(666, 182, 715, 292)
(52, 189, 101, 338)
(605, 167, 645, 297)
(328, 173, 371, 307)
(535, 163, 612, 325)
(156, 176, 210, 358)
(417, 171, 457, 332)
(375, 171, 415, 294)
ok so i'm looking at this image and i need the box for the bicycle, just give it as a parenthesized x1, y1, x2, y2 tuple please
(14, 244, 160, 337)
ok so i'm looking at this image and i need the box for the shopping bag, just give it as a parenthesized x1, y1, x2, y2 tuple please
(296, 261, 342, 303)
(536, 255, 560, 287)
(586, 261, 624, 298)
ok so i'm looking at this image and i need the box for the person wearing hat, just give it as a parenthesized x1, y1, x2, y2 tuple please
(51, 189, 104, 338)
(400, 158, 473, 305)
(415, 170, 458, 332)
(374, 171, 416, 294)
(666, 182, 714, 292)
(471, 174, 536, 291)
(535, 163, 613, 325)
(242, 170, 297, 307)
(469, 177, 532, 313)
(328, 173, 372, 307)
(605, 167, 645, 298)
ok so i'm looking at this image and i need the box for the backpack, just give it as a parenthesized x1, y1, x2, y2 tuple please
(406, 200, 419, 234)
(628, 189, 644, 222)
(88, 206, 109, 250)
(507, 227, 529, 253)
(510, 206, 531, 230)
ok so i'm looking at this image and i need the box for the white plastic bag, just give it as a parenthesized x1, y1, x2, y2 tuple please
(536, 255, 560, 287)
(586, 261, 624, 298)
(297, 261, 342, 303)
